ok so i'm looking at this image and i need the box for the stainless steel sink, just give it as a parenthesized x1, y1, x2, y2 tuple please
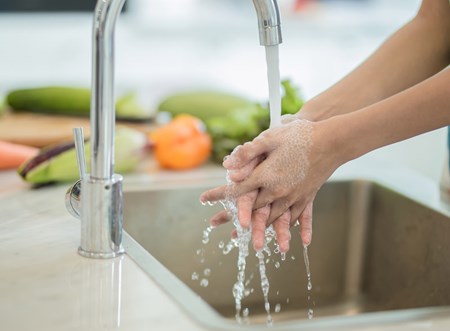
(122, 177, 450, 330)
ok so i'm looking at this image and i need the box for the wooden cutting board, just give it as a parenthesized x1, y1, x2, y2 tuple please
(0, 112, 152, 147)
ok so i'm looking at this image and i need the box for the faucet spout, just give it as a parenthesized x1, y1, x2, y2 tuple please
(252, 0, 283, 46)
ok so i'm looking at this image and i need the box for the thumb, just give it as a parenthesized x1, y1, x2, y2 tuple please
(223, 136, 271, 170)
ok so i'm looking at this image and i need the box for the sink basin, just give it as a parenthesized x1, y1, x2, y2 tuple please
(122, 177, 450, 330)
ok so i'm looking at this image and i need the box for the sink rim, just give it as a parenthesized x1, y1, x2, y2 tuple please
(123, 166, 450, 330)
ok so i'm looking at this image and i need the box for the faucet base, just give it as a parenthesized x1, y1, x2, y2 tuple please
(78, 174, 125, 259)
(78, 246, 124, 259)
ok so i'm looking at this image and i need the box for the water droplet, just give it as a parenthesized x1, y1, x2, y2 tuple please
(218, 241, 224, 248)
(203, 268, 211, 277)
(307, 280, 312, 291)
(196, 248, 203, 256)
(308, 309, 314, 319)
(276, 290, 279, 295)
(191, 272, 199, 280)
(274, 261, 280, 269)
(280, 252, 286, 261)
(202, 225, 214, 244)
(242, 308, 249, 317)
(222, 239, 236, 255)
(199, 258, 205, 264)
(291, 255, 296, 260)
(200, 278, 209, 287)
(286, 297, 290, 303)
(275, 304, 281, 313)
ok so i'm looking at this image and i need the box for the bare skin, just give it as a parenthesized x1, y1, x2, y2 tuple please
(200, 0, 450, 252)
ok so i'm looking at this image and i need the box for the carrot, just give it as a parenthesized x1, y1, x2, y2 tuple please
(0, 141, 39, 170)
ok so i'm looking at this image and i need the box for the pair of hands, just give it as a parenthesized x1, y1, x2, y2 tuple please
(200, 114, 342, 253)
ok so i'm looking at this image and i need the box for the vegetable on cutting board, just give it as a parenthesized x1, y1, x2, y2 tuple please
(6, 87, 151, 121)
(149, 114, 212, 170)
(157, 91, 253, 122)
(156, 79, 305, 162)
(18, 127, 148, 184)
(0, 141, 38, 170)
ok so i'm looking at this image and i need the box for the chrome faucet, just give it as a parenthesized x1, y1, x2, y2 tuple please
(252, 0, 282, 46)
(66, 0, 282, 259)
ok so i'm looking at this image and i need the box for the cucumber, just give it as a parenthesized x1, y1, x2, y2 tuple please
(157, 91, 253, 122)
(6, 86, 150, 120)
(7, 87, 91, 116)
(18, 127, 147, 184)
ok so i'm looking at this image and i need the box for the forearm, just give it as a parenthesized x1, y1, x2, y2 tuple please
(302, 0, 450, 121)
(328, 68, 450, 164)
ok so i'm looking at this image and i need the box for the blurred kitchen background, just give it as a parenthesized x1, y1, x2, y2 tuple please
(0, 0, 445, 182)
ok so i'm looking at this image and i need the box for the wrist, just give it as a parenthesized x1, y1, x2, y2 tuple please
(299, 97, 340, 122)
(316, 114, 364, 167)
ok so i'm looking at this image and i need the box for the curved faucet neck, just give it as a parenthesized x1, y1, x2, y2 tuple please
(90, 0, 126, 180)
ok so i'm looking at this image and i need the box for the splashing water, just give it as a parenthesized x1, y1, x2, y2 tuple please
(197, 42, 286, 325)
(257, 250, 273, 325)
(202, 225, 215, 244)
(220, 172, 252, 322)
(303, 244, 314, 319)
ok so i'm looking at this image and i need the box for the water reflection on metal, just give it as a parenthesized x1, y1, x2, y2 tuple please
(78, 256, 123, 329)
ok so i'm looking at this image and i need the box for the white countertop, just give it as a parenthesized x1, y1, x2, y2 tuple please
(0, 166, 226, 331)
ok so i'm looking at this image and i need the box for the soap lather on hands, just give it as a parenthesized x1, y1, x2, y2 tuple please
(200, 115, 341, 252)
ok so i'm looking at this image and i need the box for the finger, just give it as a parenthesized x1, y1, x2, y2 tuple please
(252, 187, 274, 210)
(200, 185, 228, 203)
(267, 197, 292, 225)
(223, 136, 272, 170)
(299, 202, 313, 246)
(210, 210, 230, 227)
(228, 175, 262, 201)
(273, 210, 291, 253)
(237, 190, 257, 229)
(228, 156, 263, 182)
(252, 205, 270, 251)
(289, 202, 303, 227)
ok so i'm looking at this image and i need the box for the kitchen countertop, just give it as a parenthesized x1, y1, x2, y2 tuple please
(1, 158, 450, 331)
(0, 166, 220, 331)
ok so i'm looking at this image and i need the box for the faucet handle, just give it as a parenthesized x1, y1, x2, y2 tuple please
(65, 127, 87, 220)
(73, 127, 87, 179)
